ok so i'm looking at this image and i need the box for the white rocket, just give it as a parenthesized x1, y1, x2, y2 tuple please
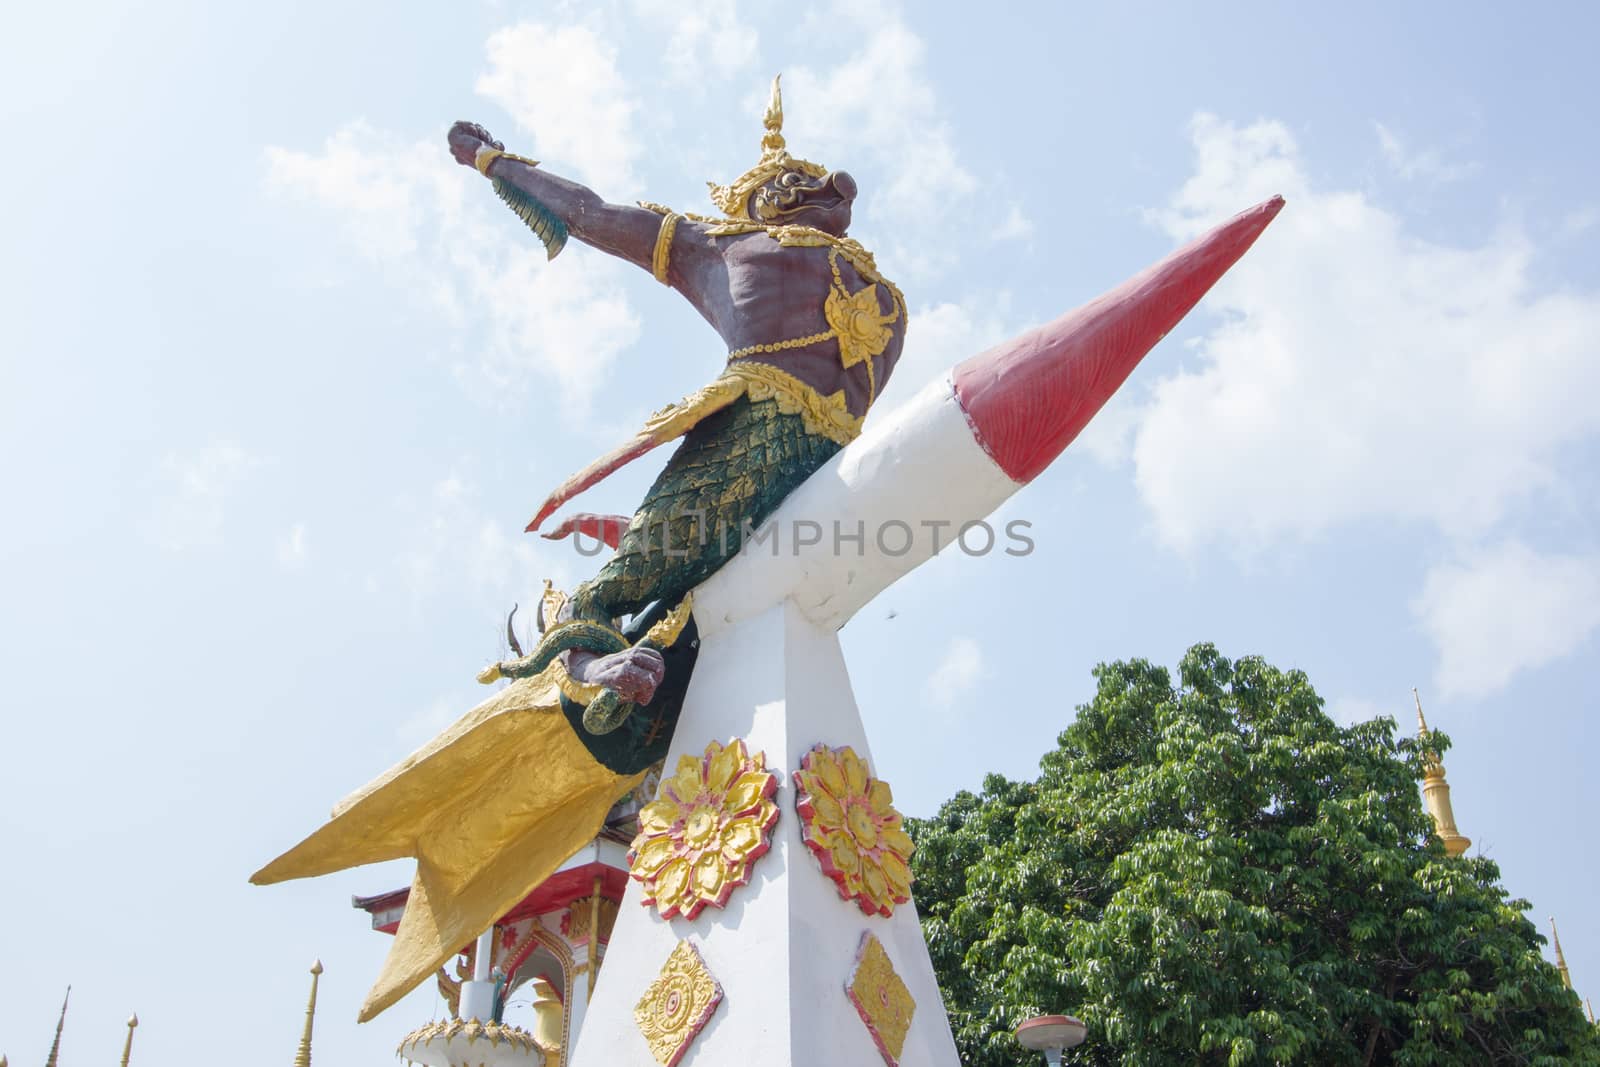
(572, 195, 1284, 1067)
(696, 195, 1285, 638)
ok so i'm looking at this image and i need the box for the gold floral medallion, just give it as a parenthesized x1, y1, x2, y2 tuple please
(628, 737, 780, 920)
(793, 744, 914, 917)
(846, 932, 916, 1066)
(634, 940, 723, 1067)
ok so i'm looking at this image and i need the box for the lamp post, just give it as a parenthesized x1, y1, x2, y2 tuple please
(1015, 1014, 1088, 1066)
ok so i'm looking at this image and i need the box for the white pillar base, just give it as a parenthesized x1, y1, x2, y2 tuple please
(569, 600, 959, 1067)
(460, 979, 496, 1023)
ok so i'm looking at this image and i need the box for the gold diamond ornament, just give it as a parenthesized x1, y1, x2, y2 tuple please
(634, 940, 724, 1066)
(846, 932, 916, 1066)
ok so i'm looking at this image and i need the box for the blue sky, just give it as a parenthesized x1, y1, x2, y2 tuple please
(3, 1, 1598, 1062)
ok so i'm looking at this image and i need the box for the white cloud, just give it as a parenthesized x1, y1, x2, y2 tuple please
(1560, 205, 1599, 239)
(1412, 541, 1600, 700)
(922, 635, 985, 712)
(276, 522, 309, 570)
(1375, 122, 1477, 184)
(265, 122, 640, 410)
(476, 23, 640, 194)
(1325, 696, 1387, 727)
(993, 204, 1034, 242)
(783, 0, 978, 278)
(1126, 113, 1600, 555)
(632, 0, 759, 84)
(146, 442, 259, 551)
(397, 691, 474, 748)
(395, 475, 575, 611)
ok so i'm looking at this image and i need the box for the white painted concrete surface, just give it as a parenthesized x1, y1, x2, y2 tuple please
(568, 600, 960, 1067)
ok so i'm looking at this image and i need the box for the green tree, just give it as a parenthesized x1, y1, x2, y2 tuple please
(910, 644, 1597, 1066)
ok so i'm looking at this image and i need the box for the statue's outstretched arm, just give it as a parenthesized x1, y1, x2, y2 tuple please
(448, 121, 695, 276)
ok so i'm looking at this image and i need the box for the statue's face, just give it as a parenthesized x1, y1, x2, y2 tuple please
(751, 168, 857, 235)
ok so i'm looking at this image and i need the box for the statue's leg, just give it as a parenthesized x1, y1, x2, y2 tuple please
(503, 395, 840, 740)
(571, 395, 841, 622)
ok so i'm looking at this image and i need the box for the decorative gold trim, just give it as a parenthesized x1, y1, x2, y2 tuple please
(728, 328, 836, 360)
(634, 941, 723, 1067)
(727, 361, 862, 445)
(652, 212, 681, 284)
(475, 148, 541, 177)
(825, 249, 898, 403)
(645, 595, 694, 648)
(847, 933, 916, 1066)
(642, 361, 862, 449)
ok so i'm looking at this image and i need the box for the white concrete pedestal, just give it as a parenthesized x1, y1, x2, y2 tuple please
(568, 599, 959, 1066)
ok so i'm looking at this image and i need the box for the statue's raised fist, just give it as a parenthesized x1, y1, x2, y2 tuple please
(448, 121, 503, 167)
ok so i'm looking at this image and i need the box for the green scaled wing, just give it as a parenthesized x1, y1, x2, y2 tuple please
(491, 177, 569, 260)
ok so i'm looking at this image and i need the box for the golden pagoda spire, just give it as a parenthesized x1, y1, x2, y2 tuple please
(119, 1013, 139, 1067)
(1414, 688, 1471, 857)
(1551, 917, 1572, 989)
(43, 987, 69, 1067)
(293, 960, 323, 1067)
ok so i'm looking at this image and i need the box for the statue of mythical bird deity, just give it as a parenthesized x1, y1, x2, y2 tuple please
(458, 74, 905, 743)
(253, 76, 910, 1021)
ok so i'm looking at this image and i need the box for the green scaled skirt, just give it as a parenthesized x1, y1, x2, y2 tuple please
(575, 394, 842, 621)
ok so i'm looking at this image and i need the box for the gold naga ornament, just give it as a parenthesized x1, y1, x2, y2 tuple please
(793, 744, 915, 917)
(634, 940, 724, 1067)
(846, 932, 917, 1067)
(627, 737, 780, 920)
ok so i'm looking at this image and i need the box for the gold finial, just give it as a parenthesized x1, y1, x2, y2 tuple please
(1412, 689, 1471, 857)
(707, 73, 828, 219)
(760, 75, 787, 158)
(293, 960, 323, 1067)
(1586, 996, 1594, 1025)
(44, 987, 69, 1067)
(1551, 918, 1572, 989)
(119, 1013, 139, 1067)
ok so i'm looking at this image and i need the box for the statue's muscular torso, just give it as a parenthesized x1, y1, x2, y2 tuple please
(667, 224, 907, 419)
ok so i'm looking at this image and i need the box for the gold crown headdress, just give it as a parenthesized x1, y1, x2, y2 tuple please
(707, 75, 828, 219)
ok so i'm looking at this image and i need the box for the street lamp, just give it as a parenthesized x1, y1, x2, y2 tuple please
(1015, 1014, 1088, 1066)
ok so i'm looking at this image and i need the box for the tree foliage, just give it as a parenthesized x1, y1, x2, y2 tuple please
(910, 644, 1597, 1065)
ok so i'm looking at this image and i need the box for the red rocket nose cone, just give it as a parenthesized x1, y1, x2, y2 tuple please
(953, 195, 1285, 485)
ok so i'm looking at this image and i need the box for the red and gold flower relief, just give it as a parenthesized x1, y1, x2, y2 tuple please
(793, 743, 914, 917)
(627, 737, 780, 920)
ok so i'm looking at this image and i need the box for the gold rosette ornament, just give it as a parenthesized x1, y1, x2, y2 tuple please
(628, 738, 780, 920)
(793, 744, 915, 916)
